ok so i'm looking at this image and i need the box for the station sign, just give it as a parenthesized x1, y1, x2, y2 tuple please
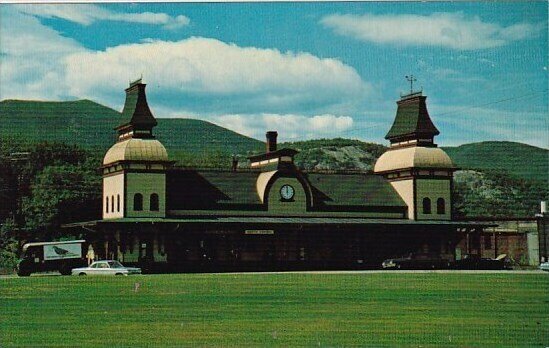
(245, 230, 275, 235)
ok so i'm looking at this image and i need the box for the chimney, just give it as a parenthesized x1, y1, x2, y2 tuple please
(266, 131, 278, 153)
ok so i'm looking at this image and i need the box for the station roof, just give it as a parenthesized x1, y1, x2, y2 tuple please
(306, 173, 406, 208)
(167, 170, 263, 209)
(166, 169, 407, 210)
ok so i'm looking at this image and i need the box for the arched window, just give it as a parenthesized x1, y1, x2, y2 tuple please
(134, 193, 143, 211)
(117, 195, 120, 212)
(150, 193, 159, 211)
(111, 195, 114, 213)
(106, 196, 109, 213)
(437, 198, 445, 214)
(422, 197, 432, 214)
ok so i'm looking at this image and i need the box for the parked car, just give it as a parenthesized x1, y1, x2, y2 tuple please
(72, 260, 141, 276)
(453, 254, 507, 270)
(540, 261, 549, 272)
(382, 253, 451, 270)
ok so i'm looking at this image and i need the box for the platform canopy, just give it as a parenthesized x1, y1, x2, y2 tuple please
(63, 217, 496, 228)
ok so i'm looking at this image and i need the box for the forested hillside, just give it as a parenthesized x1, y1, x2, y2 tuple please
(443, 141, 548, 182)
(0, 100, 263, 167)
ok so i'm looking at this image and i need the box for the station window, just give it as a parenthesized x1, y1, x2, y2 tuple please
(134, 193, 143, 211)
(117, 195, 120, 212)
(111, 195, 115, 213)
(437, 198, 445, 214)
(106, 196, 109, 213)
(150, 193, 159, 211)
(422, 197, 431, 214)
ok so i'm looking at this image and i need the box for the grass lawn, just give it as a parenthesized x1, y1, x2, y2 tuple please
(1, 273, 548, 347)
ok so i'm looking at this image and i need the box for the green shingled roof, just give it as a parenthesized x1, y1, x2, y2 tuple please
(167, 169, 406, 211)
(385, 94, 439, 140)
(167, 170, 263, 210)
(306, 173, 406, 208)
(117, 81, 157, 130)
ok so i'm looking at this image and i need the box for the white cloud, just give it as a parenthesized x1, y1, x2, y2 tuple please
(64, 37, 369, 112)
(321, 12, 544, 50)
(14, 4, 190, 30)
(1, 5, 368, 114)
(213, 113, 354, 141)
(0, 7, 87, 100)
(0, 9, 359, 142)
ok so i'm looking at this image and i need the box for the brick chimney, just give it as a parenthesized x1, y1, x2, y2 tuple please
(266, 131, 278, 153)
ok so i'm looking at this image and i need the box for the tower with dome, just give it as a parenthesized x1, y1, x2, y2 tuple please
(102, 79, 173, 220)
(374, 90, 457, 221)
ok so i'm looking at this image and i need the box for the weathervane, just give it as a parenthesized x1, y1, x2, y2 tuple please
(405, 75, 417, 94)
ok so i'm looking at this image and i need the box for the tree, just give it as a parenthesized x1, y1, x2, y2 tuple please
(22, 163, 101, 239)
(0, 157, 16, 221)
(0, 218, 19, 272)
(453, 169, 548, 218)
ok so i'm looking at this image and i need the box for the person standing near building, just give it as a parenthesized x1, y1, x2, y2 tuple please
(86, 245, 95, 265)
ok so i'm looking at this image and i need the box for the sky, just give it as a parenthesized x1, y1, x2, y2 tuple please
(1, 2, 547, 147)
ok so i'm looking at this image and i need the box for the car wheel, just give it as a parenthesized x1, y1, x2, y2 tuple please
(397, 264, 401, 270)
(79, 272, 87, 276)
(59, 264, 71, 276)
(115, 273, 124, 276)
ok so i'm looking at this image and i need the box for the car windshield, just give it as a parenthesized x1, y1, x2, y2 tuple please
(108, 261, 124, 268)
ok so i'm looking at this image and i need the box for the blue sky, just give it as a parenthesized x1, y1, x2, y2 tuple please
(1, 2, 547, 147)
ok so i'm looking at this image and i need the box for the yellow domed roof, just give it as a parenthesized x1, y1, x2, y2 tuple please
(374, 146, 455, 173)
(103, 138, 168, 165)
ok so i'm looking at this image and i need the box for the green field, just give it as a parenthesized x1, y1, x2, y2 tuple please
(1, 273, 548, 347)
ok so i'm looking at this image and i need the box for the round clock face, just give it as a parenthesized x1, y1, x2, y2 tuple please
(280, 185, 295, 200)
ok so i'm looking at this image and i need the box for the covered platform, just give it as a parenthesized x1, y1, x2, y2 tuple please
(63, 218, 495, 272)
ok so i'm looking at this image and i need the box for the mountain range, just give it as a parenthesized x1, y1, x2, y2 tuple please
(1, 99, 547, 182)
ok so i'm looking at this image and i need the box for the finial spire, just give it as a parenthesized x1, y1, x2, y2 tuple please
(405, 75, 417, 94)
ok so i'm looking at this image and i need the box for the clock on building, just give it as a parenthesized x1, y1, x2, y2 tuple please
(280, 185, 295, 201)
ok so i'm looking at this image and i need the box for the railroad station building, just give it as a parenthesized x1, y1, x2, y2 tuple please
(66, 79, 493, 271)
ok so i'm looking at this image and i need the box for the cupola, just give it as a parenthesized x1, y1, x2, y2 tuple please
(103, 78, 170, 166)
(385, 91, 439, 148)
(116, 78, 158, 142)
